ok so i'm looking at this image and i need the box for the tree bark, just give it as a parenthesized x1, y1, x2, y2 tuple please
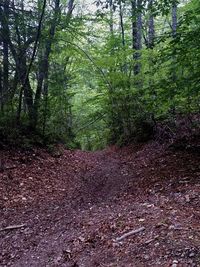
(132, 0, 142, 75)
(34, 0, 61, 130)
(119, 0, 125, 47)
(2, 0, 10, 108)
(172, 1, 177, 38)
(109, 0, 114, 34)
(132, 0, 137, 51)
(148, 0, 154, 49)
(15, 0, 47, 126)
(67, 0, 75, 18)
(0, 66, 3, 112)
(170, 0, 178, 117)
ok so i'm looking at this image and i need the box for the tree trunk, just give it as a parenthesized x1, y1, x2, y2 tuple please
(109, 0, 114, 34)
(170, 0, 178, 116)
(147, 0, 156, 113)
(172, 1, 177, 38)
(119, 0, 125, 47)
(148, 0, 154, 49)
(17, 55, 34, 124)
(2, 0, 10, 108)
(33, 0, 61, 129)
(67, 0, 75, 18)
(132, 0, 137, 51)
(0, 66, 3, 112)
(132, 0, 142, 75)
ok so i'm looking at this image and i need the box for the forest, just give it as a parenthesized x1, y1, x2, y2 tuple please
(0, 0, 199, 150)
(0, 0, 200, 266)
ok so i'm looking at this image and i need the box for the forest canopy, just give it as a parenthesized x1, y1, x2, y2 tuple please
(0, 0, 199, 150)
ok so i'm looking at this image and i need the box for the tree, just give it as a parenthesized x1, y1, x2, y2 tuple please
(147, 0, 155, 49)
(132, 0, 142, 75)
(0, 0, 199, 149)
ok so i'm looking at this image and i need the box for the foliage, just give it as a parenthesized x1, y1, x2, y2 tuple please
(0, 0, 199, 150)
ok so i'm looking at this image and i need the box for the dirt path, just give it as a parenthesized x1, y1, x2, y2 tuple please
(0, 142, 200, 266)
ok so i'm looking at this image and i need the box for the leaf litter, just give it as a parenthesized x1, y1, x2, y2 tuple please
(0, 139, 199, 266)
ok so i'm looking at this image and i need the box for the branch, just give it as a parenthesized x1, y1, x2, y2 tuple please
(75, 113, 107, 134)
(116, 227, 145, 242)
(24, 0, 47, 85)
(0, 224, 26, 232)
(61, 40, 114, 93)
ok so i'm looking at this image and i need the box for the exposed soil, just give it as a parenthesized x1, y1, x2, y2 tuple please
(0, 139, 200, 267)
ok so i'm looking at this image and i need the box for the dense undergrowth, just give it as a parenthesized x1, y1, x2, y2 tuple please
(0, 113, 199, 154)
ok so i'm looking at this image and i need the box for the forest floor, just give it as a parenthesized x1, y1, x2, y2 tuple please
(0, 136, 200, 266)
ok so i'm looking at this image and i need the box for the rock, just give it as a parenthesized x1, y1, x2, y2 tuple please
(185, 195, 190, 202)
(172, 260, 178, 267)
(138, 218, 145, 222)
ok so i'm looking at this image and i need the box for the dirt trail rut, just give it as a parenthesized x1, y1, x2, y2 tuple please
(0, 142, 200, 266)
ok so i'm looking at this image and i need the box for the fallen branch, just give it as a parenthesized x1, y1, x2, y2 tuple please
(0, 166, 17, 173)
(116, 227, 145, 242)
(0, 224, 26, 232)
(144, 235, 159, 245)
(5, 166, 17, 170)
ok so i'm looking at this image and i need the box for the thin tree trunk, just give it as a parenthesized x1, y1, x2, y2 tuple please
(0, 66, 3, 113)
(135, 0, 142, 75)
(109, 0, 114, 34)
(67, 0, 75, 18)
(172, 1, 177, 38)
(119, 0, 125, 47)
(17, 55, 34, 123)
(10, 70, 18, 101)
(34, 0, 61, 130)
(147, 0, 156, 114)
(42, 77, 49, 137)
(132, 0, 142, 75)
(132, 0, 137, 51)
(106, 0, 117, 141)
(16, 0, 47, 126)
(40, 0, 75, 134)
(119, 0, 132, 137)
(0, 12, 2, 112)
(148, 0, 154, 49)
(2, 0, 10, 107)
(170, 0, 178, 116)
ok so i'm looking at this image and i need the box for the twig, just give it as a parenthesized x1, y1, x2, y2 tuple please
(0, 164, 17, 172)
(144, 235, 159, 245)
(0, 224, 26, 232)
(5, 166, 17, 170)
(116, 227, 145, 242)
